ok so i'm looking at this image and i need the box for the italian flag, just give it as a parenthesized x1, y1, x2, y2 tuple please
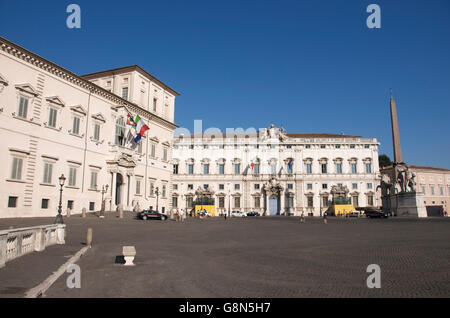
(133, 114, 149, 143)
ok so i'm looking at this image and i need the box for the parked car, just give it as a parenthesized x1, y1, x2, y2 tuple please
(364, 209, 389, 219)
(231, 211, 247, 217)
(246, 211, 260, 216)
(137, 210, 168, 221)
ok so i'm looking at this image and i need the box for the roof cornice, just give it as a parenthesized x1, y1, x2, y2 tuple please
(81, 65, 180, 97)
(0, 36, 178, 131)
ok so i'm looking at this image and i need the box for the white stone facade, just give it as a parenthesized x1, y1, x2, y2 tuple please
(172, 126, 381, 216)
(0, 37, 178, 218)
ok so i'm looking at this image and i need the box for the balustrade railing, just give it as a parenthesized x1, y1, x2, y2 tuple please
(0, 224, 65, 268)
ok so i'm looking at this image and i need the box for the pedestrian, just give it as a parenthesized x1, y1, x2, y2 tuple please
(180, 208, 184, 222)
(224, 211, 227, 220)
(300, 211, 305, 223)
(323, 211, 328, 224)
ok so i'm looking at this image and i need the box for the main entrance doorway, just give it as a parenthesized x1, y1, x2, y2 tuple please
(269, 195, 279, 215)
(115, 173, 123, 206)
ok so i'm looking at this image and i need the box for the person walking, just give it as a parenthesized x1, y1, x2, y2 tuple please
(323, 211, 328, 224)
(180, 208, 185, 222)
(300, 211, 305, 223)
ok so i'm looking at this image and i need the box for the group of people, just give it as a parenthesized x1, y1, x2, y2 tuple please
(174, 209, 186, 222)
(299, 211, 328, 224)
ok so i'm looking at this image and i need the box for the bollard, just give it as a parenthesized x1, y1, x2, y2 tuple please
(66, 208, 71, 218)
(86, 228, 93, 246)
(82, 208, 86, 218)
(119, 209, 123, 219)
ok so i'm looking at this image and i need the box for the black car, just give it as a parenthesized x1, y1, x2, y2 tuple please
(365, 209, 388, 218)
(137, 210, 168, 221)
(246, 211, 260, 216)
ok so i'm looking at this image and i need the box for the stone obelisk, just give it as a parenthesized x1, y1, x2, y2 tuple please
(390, 89, 402, 164)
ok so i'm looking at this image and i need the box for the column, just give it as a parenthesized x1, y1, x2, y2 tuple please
(280, 190, 285, 215)
(112, 172, 117, 209)
(265, 192, 269, 216)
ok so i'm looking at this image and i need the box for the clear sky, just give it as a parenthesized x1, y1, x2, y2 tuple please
(1, 0, 449, 168)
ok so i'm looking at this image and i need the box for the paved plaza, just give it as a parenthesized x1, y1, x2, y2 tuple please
(0, 213, 449, 298)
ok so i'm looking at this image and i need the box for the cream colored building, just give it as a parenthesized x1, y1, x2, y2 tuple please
(172, 126, 381, 216)
(381, 165, 450, 216)
(0, 36, 179, 218)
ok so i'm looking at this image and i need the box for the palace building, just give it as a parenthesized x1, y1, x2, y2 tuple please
(171, 125, 381, 216)
(0, 36, 179, 218)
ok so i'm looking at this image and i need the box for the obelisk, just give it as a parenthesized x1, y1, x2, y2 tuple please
(390, 89, 403, 164)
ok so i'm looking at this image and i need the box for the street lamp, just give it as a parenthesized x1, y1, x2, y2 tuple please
(155, 187, 160, 212)
(100, 184, 109, 218)
(55, 174, 66, 224)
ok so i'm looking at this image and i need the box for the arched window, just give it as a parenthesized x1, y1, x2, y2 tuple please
(115, 117, 126, 146)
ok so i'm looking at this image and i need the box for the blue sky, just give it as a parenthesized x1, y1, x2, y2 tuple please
(1, 0, 449, 168)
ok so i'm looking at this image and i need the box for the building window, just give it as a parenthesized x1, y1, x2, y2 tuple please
(321, 163, 327, 174)
(189, 144, 194, 150)
(137, 142, 143, 154)
(305, 144, 311, 149)
(367, 183, 373, 190)
(271, 163, 277, 174)
(306, 163, 312, 174)
(188, 164, 194, 175)
(187, 184, 193, 190)
(307, 183, 313, 190)
(41, 199, 49, 209)
(351, 163, 357, 174)
(254, 184, 260, 190)
(136, 179, 141, 195)
(48, 107, 57, 128)
(367, 195, 374, 206)
(234, 196, 241, 208)
(93, 123, 101, 141)
(115, 117, 126, 146)
(203, 164, 210, 175)
(8, 196, 18, 208)
(68, 167, 77, 187)
(150, 182, 155, 196)
(150, 144, 156, 158)
(421, 185, 426, 194)
(89, 202, 95, 211)
(173, 164, 179, 175)
(234, 163, 240, 175)
(307, 196, 313, 208)
(430, 185, 435, 196)
(352, 183, 358, 190)
(322, 183, 328, 190)
(67, 200, 74, 210)
(254, 197, 260, 208)
(439, 185, 444, 196)
(219, 184, 225, 190)
(350, 144, 355, 149)
(234, 184, 240, 190)
(203, 184, 209, 190)
(172, 197, 178, 208)
(173, 184, 178, 190)
(18, 96, 29, 119)
(322, 196, 328, 207)
(162, 185, 166, 197)
(219, 164, 225, 175)
(72, 116, 80, 135)
(337, 183, 343, 188)
(90, 171, 98, 190)
(365, 145, 370, 149)
(122, 87, 129, 100)
(153, 98, 157, 112)
(187, 196, 194, 208)
(352, 195, 359, 207)
(219, 197, 225, 208)
(336, 163, 342, 174)
(320, 145, 326, 149)
(163, 148, 168, 161)
(336, 145, 341, 149)
(43, 162, 53, 184)
(10, 157, 23, 180)
(365, 163, 372, 174)
(254, 163, 260, 174)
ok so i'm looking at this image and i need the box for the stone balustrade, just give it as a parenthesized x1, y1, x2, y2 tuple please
(0, 224, 66, 268)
